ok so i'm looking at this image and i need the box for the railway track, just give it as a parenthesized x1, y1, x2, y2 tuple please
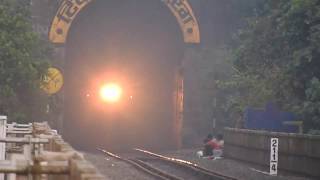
(97, 148, 238, 180)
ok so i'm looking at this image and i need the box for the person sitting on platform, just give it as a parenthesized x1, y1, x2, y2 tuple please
(197, 134, 224, 159)
(203, 134, 214, 156)
(209, 134, 224, 158)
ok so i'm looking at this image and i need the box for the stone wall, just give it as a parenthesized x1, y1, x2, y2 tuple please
(224, 128, 320, 178)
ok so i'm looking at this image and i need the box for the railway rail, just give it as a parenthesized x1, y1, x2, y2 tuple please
(97, 148, 238, 180)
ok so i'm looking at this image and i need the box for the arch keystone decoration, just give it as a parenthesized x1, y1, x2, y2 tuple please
(49, 0, 200, 44)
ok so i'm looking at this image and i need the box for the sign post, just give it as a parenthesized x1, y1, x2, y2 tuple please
(0, 115, 6, 180)
(270, 138, 279, 175)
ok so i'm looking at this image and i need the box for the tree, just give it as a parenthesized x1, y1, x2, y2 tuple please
(0, 0, 51, 122)
(222, 0, 320, 131)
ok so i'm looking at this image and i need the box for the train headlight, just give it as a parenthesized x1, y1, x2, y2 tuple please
(99, 83, 122, 103)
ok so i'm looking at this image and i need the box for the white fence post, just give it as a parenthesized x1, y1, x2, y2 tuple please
(0, 116, 7, 180)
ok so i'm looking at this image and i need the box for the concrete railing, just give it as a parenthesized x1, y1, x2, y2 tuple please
(0, 116, 105, 180)
(224, 128, 320, 178)
(34, 122, 105, 180)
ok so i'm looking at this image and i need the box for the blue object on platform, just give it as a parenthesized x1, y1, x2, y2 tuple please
(244, 103, 298, 133)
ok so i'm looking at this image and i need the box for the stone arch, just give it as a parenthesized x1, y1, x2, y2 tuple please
(48, 0, 200, 149)
(49, 0, 200, 44)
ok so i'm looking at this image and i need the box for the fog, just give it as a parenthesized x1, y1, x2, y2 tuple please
(64, 0, 184, 151)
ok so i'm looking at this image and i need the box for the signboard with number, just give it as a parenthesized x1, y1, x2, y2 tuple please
(270, 138, 279, 175)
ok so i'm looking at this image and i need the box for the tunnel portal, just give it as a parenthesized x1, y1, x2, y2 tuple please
(61, 0, 188, 151)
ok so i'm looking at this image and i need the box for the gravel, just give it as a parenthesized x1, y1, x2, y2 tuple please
(84, 152, 158, 180)
(84, 148, 315, 180)
(161, 148, 315, 180)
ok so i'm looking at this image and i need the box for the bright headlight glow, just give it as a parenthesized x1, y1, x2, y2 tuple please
(99, 83, 122, 103)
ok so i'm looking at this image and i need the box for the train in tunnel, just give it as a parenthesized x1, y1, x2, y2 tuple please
(59, 0, 187, 151)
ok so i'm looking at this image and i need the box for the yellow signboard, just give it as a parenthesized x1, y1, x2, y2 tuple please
(49, 0, 200, 44)
(41, 67, 64, 95)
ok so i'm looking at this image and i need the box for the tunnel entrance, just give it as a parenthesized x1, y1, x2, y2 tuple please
(63, 0, 185, 151)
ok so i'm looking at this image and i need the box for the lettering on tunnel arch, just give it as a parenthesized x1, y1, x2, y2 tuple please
(161, 0, 200, 43)
(49, 0, 200, 44)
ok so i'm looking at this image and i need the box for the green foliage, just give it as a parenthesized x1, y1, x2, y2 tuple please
(0, 0, 51, 122)
(222, 0, 320, 131)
